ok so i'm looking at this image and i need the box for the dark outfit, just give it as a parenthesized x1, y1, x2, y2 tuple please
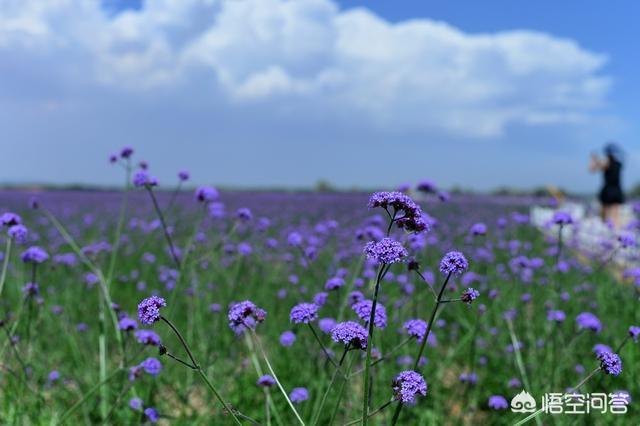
(599, 158, 625, 205)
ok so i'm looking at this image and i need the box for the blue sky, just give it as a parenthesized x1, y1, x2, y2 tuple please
(1, 0, 638, 193)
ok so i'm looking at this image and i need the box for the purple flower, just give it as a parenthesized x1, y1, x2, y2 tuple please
(460, 288, 480, 304)
(228, 300, 266, 333)
(144, 407, 160, 423)
(137, 296, 166, 325)
(287, 232, 303, 246)
(352, 300, 387, 329)
(367, 192, 429, 234)
(331, 321, 368, 349)
(364, 238, 408, 264)
(598, 352, 622, 376)
(20, 246, 49, 264)
(416, 180, 437, 193)
(470, 223, 487, 236)
(576, 312, 602, 333)
(22, 282, 39, 297)
(313, 292, 329, 306)
(119, 317, 138, 331)
(257, 375, 276, 387)
(0, 212, 21, 227)
(319, 318, 337, 334)
(324, 277, 345, 291)
(439, 251, 468, 275)
(195, 186, 219, 203)
(129, 397, 143, 411)
(618, 233, 636, 248)
(290, 303, 319, 324)
(392, 370, 427, 403)
(48, 370, 60, 383)
(593, 344, 612, 356)
(236, 208, 253, 222)
(280, 331, 296, 347)
(133, 170, 158, 188)
(120, 147, 134, 158)
(290, 387, 309, 403)
(629, 325, 640, 341)
(403, 319, 427, 341)
(178, 171, 190, 181)
(134, 329, 161, 346)
(547, 310, 566, 322)
(140, 358, 162, 376)
(7, 225, 28, 243)
(238, 242, 252, 256)
(488, 395, 509, 410)
(552, 211, 573, 225)
(508, 378, 522, 388)
(348, 291, 365, 305)
(459, 372, 477, 385)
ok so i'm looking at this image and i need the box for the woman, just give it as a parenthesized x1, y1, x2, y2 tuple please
(589, 143, 625, 227)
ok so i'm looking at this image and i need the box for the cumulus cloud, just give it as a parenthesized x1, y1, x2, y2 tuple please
(0, 0, 610, 138)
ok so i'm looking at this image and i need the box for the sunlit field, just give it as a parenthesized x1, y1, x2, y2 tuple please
(0, 150, 638, 425)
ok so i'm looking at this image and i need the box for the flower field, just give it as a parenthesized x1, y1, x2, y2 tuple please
(0, 149, 637, 425)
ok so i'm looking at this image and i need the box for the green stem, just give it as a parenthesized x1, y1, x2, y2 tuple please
(161, 316, 242, 425)
(362, 264, 388, 426)
(0, 237, 12, 299)
(311, 346, 350, 426)
(146, 187, 181, 269)
(328, 352, 356, 425)
(56, 368, 124, 425)
(391, 272, 452, 425)
(308, 323, 340, 371)
(250, 329, 305, 425)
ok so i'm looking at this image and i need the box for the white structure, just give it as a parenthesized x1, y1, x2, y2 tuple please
(530, 202, 638, 269)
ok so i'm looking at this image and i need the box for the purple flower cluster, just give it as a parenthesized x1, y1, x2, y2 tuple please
(403, 319, 427, 341)
(119, 317, 138, 331)
(575, 312, 602, 333)
(20, 246, 49, 264)
(547, 309, 566, 322)
(364, 238, 408, 265)
(290, 303, 319, 324)
(552, 211, 573, 225)
(135, 329, 161, 346)
(324, 277, 345, 291)
(133, 170, 158, 188)
(0, 212, 21, 227)
(460, 288, 480, 304)
(290, 387, 309, 403)
(488, 395, 509, 410)
(392, 370, 427, 403)
(137, 296, 166, 325)
(352, 300, 387, 329)
(598, 351, 622, 376)
(195, 186, 219, 203)
(257, 374, 276, 387)
(367, 192, 428, 234)
(469, 223, 487, 236)
(228, 300, 266, 333)
(7, 224, 28, 243)
(331, 321, 368, 349)
(439, 251, 468, 276)
(629, 325, 640, 341)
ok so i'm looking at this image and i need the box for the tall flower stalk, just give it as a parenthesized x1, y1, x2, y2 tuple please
(138, 296, 242, 425)
(391, 251, 468, 425)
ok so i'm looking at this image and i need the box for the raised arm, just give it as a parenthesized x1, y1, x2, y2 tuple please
(589, 153, 607, 173)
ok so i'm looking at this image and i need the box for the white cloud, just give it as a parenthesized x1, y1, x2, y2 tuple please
(0, 0, 611, 138)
